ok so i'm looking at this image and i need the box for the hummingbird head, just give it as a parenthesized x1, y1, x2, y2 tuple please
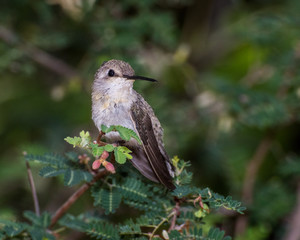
(93, 59, 157, 89)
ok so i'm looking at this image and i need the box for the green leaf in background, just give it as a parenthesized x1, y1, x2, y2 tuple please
(39, 166, 65, 178)
(28, 227, 55, 240)
(2, 223, 27, 237)
(23, 211, 51, 228)
(64, 169, 93, 187)
(207, 227, 232, 240)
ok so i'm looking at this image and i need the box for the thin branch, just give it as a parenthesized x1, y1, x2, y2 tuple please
(150, 217, 169, 240)
(234, 133, 273, 236)
(24, 45, 78, 78)
(234, 55, 295, 236)
(26, 161, 40, 216)
(283, 180, 300, 240)
(96, 131, 105, 145)
(168, 200, 180, 232)
(0, 25, 78, 78)
(241, 133, 274, 204)
(50, 169, 108, 228)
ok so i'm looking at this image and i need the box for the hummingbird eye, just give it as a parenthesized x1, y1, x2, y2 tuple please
(108, 69, 115, 77)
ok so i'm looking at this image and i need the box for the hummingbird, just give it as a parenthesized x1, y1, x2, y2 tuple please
(92, 59, 175, 190)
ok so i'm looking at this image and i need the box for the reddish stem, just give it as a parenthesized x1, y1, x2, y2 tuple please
(26, 161, 40, 216)
(50, 169, 108, 228)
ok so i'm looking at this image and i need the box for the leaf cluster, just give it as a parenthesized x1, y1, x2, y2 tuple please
(65, 126, 140, 165)
(0, 126, 245, 239)
(25, 152, 93, 187)
(0, 211, 53, 240)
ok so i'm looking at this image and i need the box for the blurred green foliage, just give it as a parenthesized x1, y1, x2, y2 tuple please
(1, 0, 300, 239)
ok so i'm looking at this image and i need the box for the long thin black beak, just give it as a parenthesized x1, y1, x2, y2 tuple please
(123, 75, 157, 82)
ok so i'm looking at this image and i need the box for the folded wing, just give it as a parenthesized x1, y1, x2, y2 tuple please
(130, 100, 175, 190)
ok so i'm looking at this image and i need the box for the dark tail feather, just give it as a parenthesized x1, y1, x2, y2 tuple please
(131, 147, 175, 190)
(131, 148, 160, 183)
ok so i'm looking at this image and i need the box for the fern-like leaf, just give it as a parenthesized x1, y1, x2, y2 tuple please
(114, 178, 151, 203)
(23, 211, 51, 228)
(26, 152, 93, 187)
(86, 222, 120, 240)
(123, 199, 165, 213)
(206, 227, 232, 240)
(93, 188, 122, 214)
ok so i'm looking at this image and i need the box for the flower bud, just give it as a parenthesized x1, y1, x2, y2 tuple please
(101, 150, 109, 160)
(102, 160, 116, 173)
(92, 159, 102, 170)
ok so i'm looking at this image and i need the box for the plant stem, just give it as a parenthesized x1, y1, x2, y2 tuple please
(283, 180, 300, 240)
(235, 132, 273, 236)
(150, 217, 169, 239)
(26, 161, 40, 216)
(168, 200, 180, 231)
(49, 169, 108, 228)
(0, 25, 78, 79)
(97, 131, 107, 146)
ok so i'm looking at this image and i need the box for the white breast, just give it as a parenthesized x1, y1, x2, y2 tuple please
(92, 85, 138, 145)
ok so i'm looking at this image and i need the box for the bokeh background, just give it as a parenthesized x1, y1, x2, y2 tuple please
(1, 0, 300, 239)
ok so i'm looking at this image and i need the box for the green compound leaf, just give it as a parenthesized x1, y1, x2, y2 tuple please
(101, 125, 114, 133)
(207, 227, 232, 240)
(101, 189, 122, 214)
(172, 185, 196, 198)
(114, 146, 132, 164)
(86, 222, 120, 240)
(91, 186, 122, 214)
(79, 130, 91, 147)
(26, 152, 93, 187)
(25, 153, 68, 168)
(123, 200, 165, 213)
(114, 125, 142, 144)
(64, 131, 91, 148)
(23, 211, 51, 228)
(100, 125, 142, 145)
(59, 214, 89, 232)
(64, 136, 81, 148)
(64, 169, 93, 187)
(114, 178, 151, 203)
(39, 166, 65, 178)
(2, 222, 27, 237)
(91, 143, 105, 157)
(28, 227, 55, 240)
(104, 144, 115, 152)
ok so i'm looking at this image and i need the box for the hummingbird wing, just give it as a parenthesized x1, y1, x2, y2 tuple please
(130, 95, 175, 190)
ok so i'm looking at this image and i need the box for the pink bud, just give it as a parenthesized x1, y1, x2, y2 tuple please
(92, 160, 102, 170)
(101, 151, 109, 160)
(102, 160, 116, 173)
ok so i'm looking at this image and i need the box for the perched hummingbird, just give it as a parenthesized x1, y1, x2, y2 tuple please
(92, 59, 175, 190)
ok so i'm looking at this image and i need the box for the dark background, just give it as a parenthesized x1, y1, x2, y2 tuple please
(1, 0, 300, 239)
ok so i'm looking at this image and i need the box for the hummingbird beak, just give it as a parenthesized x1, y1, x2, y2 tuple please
(123, 75, 158, 82)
